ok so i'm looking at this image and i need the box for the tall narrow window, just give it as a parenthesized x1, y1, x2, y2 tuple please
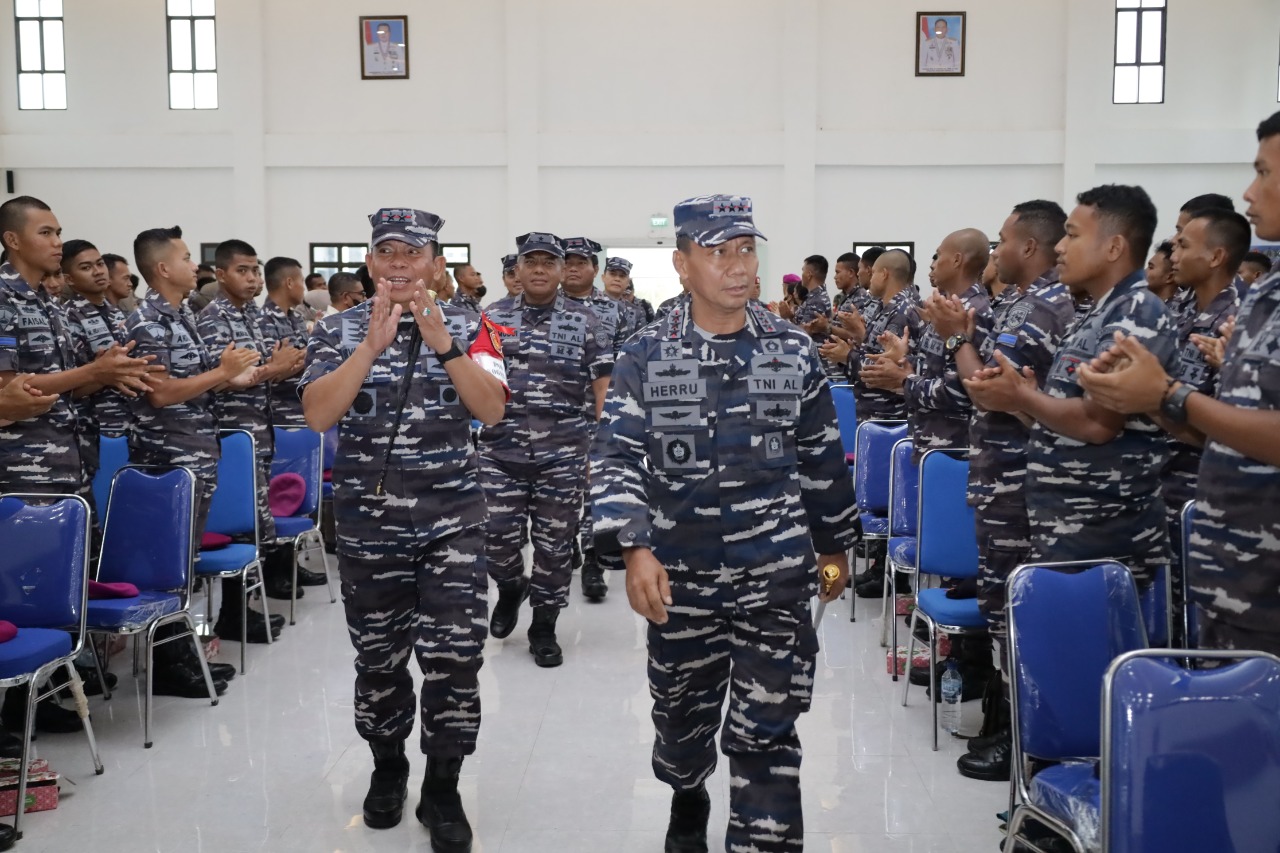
(14, 0, 66, 110)
(1114, 0, 1165, 104)
(167, 0, 217, 110)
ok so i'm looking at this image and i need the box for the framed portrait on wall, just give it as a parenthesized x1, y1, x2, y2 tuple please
(360, 16, 409, 79)
(916, 12, 966, 77)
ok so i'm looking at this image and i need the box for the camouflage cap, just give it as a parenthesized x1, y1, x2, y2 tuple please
(673, 195, 766, 247)
(368, 208, 444, 248)
(604, 257, 633, 275)
(501, 253, 518, 272)
(562, 237, 603, 260)
(516, 232, 565, 259)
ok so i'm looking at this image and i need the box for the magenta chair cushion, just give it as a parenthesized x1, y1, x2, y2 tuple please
(269, 473, 307, 517)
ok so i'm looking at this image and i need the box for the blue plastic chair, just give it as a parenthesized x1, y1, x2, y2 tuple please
(197, 430, 270, 673)
(829, 384, 858, 466)
(883, 438, 917, 662)
(852, 420, 907, 624)
(271, 426, 338, 624)
(900, 450, 985, 748)
(86, 466, 218, 748)
(91, 433, 130, 519)
(0, 493, 104, 839)
(1005, 560, 1148, 853)
(1179, 500, 1200, 646)
(1102, 649, 1280, 853)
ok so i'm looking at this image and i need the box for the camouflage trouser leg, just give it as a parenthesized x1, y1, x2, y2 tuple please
(1198, 616, 1280, 658)
(975, 509, 1032, 647)
(649, 603, 818, 852)
(338, 526, 488, 756)
(481, 456, 587, 608)
(256, 457, 276, 546)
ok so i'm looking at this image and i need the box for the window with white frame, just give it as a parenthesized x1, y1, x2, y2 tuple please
(1114, 0, 1166, 104)
(309, 243, 368, 283)
(14, 0, 66, 110)
(166, 0, 217, 110)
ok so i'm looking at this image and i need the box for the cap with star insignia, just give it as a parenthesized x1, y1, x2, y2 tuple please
(368, 208, 445, 247)
(673, 194, 767, 247)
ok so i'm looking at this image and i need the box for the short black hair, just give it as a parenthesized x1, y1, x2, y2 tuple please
(1242, 250, 1274, 270)
(1011, 199, 1068, 251)
(836, 251, 860, 270)
(1075, 184, 1159, 265)
(214, 239, 258, 270)
(102, 253, 127, 274)
(328, 271, 361, 301)
(60, 239, 98, 271)
(197, 262, 215, 274)
(1152, 240, 1174, 261)
(264, 256, 302, 290)
(133, 226, 184, 280)
(355, 264, 375, 299)
(1180, 193, 1234, 215)
(860, 246, 886, 268)
(1188, 208, 1252, 273)
(1258, 111, 1280, 142)
(304, 272, 325, 288)
(676, 235, 693, 254)
(804, 255, 829, 279)
(0, 195, 51, 245)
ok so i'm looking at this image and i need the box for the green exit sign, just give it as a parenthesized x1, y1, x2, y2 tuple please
(650, 215, 669, 228)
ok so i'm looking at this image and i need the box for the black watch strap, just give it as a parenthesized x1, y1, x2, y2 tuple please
(1161, 382, 1194, 424)
(437, 340, 464, 363)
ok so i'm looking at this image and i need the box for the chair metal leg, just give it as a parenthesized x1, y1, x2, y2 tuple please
(902, 608, 920, 706)
(181, 613, 219, 706)
(90, 634, 112, 701)
(848, 544, 857, 623)
(289, 538, 298, 626)
(132, 634, 141, 677)
(13, 676, 37, 839)
(144, 621, 159, 748)
(929, 618, 940, 751)
(889, 564, 900, 680)
(879, 556, 893, 648)
(67, 661, 103, 774)
(240, 571, 249, 675)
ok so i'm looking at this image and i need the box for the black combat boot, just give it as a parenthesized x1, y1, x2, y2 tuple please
(416, 756, 473, 852)
(263, 545, 302, 600)
(580, 548, 607, 601)
(489, 576, 530, 640)
(363, 739, 410, 829)
(957, 677, 1012, 782)
(527, 605, 563, 668)
(665, 784, 710, 853)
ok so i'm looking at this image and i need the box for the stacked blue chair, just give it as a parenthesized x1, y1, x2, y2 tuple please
(852, 420, 907, 625)
(1004, 560, 1148, 853)
(883, 438, 918, 659)
(91, 433, 129, 519)
(196, 430, 270, 673)
(271, 426, 338, 625)
(86, 466, 218, 748)
(0, 493, 105, 840)
(900, 450, 985, 747)
(1102, 649, 1280, 853)
(829, 384, 858, 471)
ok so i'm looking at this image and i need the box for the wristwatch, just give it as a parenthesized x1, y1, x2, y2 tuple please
(1160, 381, 1195, 424)
(944, 334, 970, 355)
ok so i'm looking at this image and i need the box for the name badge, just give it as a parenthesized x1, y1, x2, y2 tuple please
(642, 379, 707, 402)
(747, 374, 802, 395)
(650, 405, 707, 428)
(549, 316, 586, 347)
(82, 314, 115, 351)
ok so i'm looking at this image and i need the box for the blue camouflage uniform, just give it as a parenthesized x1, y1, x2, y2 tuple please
(452, 290, 483, 315)
(198, 296, 276, 543)
(967, 271, 1076, 633)
(604, 256, 647, 343)
(481, 236, 612, 609)
(298, 208, 507, 756)
(850, 288, 918, 422)
(590, 196, 858, 851)
(1026, 270, 1178, 583)
(793, 283, 843, 380)
(126, 289, 221, 531)
(1189, 269, 1280, 654)
(0, 263, 82, 493)
(258, 297, 310, 426)
(654, 293, 684, 323)
(902, 282, 993, 462)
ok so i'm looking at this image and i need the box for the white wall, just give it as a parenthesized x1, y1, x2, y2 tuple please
(1, 0, 1278, 302)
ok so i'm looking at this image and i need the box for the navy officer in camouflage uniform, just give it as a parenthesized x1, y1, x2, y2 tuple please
(934, 201, 1074, 782)
(481, 232, 612, 665)
(966, 185, 1178, 596)
(591, 195, 857, 853)
(300, 208, 507, 849)
(499, 253, 521, 300)
(258, 256, 312, 427)
(1078, 111, 1280, 657)
(0, 197, 155, 497)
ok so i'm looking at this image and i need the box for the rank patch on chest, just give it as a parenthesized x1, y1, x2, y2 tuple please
(647, 359, 699, 380)
(764, 431, 785, 460)
(661, 435, 697, 468)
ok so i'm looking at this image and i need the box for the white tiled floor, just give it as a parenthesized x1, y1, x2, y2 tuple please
(16, 569, 1007, 852)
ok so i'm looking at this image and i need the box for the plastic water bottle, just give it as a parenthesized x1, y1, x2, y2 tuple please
(940, 660, 962, 735)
